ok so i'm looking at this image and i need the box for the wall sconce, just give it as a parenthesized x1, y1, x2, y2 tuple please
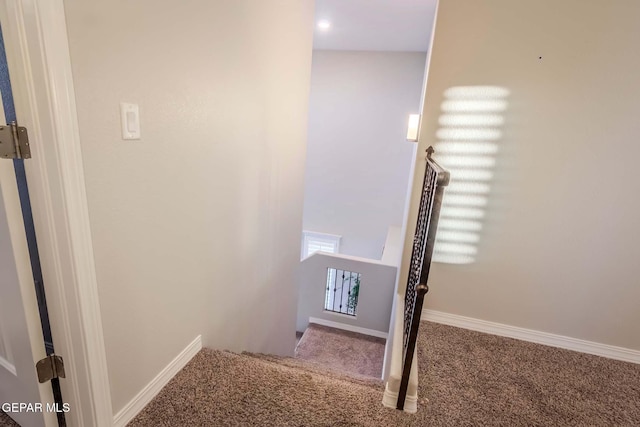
(406, 114, 420, 142)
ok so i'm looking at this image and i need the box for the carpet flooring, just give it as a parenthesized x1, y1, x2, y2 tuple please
(294, 323, 385, 379)
(0, 412, 18, 427)
(127, 321, 640, 426)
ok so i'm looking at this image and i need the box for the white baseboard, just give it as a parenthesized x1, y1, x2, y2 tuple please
(113, 335, 203, 427)
(309, 317, 388, 339)
(423, 309, 640, 364)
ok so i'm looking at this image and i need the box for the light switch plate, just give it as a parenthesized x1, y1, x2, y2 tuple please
(120, 102, 140, 140)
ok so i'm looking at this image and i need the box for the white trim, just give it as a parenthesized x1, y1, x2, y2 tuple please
(2, 0, 114, 425)
(303, 230, 342, 240)
(382, 383, 417, 414)
(383, 295, 404, 383)
(306, 250, 395, 267)
(309, 317, 388, 339)
(113, 336, 203, 427)
(301, 230, 341, 259)
(423, 309, 640, 364)
(382, 298, 419, 413)
(0, 356, 17, 376)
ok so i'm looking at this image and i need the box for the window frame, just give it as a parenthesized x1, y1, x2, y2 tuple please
(301, 230, 341, 259)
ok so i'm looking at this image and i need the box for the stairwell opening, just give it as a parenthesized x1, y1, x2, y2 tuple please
(296, 1, 438, 384)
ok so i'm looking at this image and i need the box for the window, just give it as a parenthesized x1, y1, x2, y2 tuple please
(324, 268, 361, 316)
(301, 231, 341, 259)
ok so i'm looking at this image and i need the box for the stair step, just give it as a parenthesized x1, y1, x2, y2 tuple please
(241, 351, 384, 390)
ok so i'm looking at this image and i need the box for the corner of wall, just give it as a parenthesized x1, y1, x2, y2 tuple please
(112, 335, 202, 427)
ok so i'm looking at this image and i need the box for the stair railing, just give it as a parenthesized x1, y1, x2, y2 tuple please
(397, 146, 449, 410)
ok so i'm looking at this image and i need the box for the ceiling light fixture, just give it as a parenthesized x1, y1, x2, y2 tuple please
(317, 20, 331, 31)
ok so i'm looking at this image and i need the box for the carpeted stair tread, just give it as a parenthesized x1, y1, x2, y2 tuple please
(129, 348, 406, 427)
(241, 351, 384, 390)
(294, 323, 385, 379)
(0, 411, 19, 427)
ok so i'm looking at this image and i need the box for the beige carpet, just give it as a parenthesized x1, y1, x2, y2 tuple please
(294, 323, 385, 378)
(129, 321, 640, 426)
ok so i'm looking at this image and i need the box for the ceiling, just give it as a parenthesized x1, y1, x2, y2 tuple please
(313, 0, 438, 52)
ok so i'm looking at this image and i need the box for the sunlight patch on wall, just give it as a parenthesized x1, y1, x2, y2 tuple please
(434, 86, 509, 264)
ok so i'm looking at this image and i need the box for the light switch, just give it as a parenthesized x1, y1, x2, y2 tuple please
(126, 111, 137, 133)
(120, 102, 140, 140)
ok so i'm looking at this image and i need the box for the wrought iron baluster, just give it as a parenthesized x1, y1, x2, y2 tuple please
(339, 271, 345, 312)
(326, 272, 331, 310)
(354, 273, 360, 314)
(347, 272, 353, 315)
(397, 147, 449, 410)
(332, 269, 338, 311)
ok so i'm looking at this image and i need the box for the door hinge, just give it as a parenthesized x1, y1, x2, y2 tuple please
(0, 121, 31, 160)
(36, 354, 65, 383)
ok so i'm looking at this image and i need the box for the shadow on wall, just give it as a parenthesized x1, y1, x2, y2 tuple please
(433, 86, 509, 264)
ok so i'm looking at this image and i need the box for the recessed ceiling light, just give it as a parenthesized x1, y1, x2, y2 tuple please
(317, 20, 331, 31)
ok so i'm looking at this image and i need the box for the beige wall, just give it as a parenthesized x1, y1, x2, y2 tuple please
(402, 0, 640, 350)
(63, 0, 314, 413)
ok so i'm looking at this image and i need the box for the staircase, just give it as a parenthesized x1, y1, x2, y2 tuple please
(293, 323, 385, 378)
(125, 324, 410, 426)
(124, 318, 640, 426)
(128, 347, 412, 427)
(241, 350, 384, 391)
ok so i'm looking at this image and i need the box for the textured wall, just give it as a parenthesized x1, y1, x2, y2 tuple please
(64, 0, 314, 413)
